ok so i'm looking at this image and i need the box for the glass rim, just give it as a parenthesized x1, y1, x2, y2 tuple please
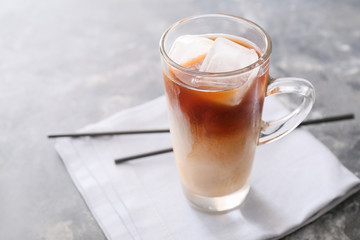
(159, 13, 272, 77)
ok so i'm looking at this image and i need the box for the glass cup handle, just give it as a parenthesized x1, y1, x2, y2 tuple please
(258, 77, 315, 145)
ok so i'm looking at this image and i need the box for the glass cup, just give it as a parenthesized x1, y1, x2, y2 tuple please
(160, 14, 315, 212)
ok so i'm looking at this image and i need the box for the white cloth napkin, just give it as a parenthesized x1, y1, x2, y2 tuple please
(55, 96, 360, 240)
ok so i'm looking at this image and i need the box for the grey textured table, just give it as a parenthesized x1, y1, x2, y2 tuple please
(1, 0, 359, 239)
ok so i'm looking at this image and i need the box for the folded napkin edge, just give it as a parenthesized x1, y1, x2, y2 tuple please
(275, 182, 360, 240)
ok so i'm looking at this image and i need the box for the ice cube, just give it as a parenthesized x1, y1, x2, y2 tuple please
(199, 37, 259, 73)
(195, 37, 260, 106)
(169, 35, 214, 66)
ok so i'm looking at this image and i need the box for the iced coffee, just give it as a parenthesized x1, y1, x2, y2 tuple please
(161, 14, 315, 213)
(163, 34, 268, 199)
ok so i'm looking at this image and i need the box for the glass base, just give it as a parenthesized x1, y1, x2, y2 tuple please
(183, 184, 250, 213)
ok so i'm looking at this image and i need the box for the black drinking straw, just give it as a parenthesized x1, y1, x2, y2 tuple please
(114, 148, 174, 164)
(47, 129, 170, 138)
(298, 113, 354, 126)
(47, 113, 354, 139)
(46, 114, 355, 164)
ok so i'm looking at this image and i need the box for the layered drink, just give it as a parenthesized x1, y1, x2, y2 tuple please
(163, 34, 269, 201)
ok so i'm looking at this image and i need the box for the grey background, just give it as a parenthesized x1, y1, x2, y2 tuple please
(1, 0, 360, 239)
